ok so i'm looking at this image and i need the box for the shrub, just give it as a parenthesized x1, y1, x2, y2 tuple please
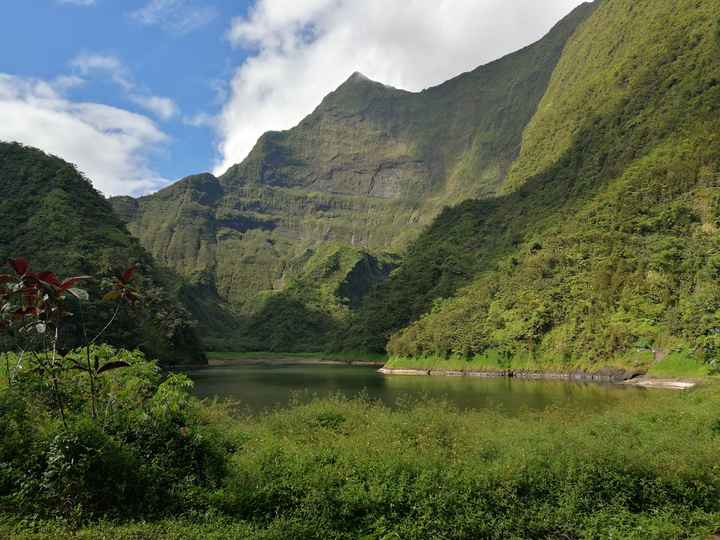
(0, 348, 230, 522)
(39, 419, 142, 519)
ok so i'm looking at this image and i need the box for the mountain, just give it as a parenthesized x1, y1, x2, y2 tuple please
(0, 142, 206, 365)
(364, 0, 720, 369)
(111, 2, 596, 350)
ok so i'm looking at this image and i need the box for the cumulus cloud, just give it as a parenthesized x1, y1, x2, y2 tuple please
(130, 0, 218, 35)
(129, 95, 178, 120)
(215, 0, 586, 174)
(70, 53, 133, 90)
(0, 74, 169, 196)
(52, 75, 86, 92)
(70, 53, 179, 121)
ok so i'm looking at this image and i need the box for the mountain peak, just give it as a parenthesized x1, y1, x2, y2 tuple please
(347, 71, 372, 83)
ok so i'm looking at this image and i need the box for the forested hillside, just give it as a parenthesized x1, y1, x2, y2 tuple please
(110, 2, 594, 350)
(0, 143, 205, 364)
(362, 0, 720, 371)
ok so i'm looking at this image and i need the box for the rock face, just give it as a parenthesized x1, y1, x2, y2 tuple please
(111, 3, 596, 349)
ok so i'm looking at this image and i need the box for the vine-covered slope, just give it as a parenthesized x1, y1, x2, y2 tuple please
(366, 0, 720, 369)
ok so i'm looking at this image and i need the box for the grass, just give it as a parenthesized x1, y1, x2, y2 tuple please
(385, 350, 656, 375)
(207, 351, 387, 363)
(647, 352, 712, 379)
(3, 384, 720, 538)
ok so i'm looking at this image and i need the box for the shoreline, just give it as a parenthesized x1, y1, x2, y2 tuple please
(207, 356, 386, 368)
(177, 354, 703, 389)
(377, 367, 700, 390)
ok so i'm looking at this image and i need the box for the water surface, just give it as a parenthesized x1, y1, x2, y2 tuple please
(188, 363, 648, 415)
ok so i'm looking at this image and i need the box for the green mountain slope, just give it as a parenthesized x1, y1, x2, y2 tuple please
(0, 142, 206, 364)
(366, 0, 720, 370)
(111, 3, 594, 350)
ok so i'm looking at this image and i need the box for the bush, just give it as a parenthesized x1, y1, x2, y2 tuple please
(39, 419, 142, 519)
(0, 347, 230, 523)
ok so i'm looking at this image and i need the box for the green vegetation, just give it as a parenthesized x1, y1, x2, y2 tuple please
(222, 244, 397, 353)
(385, 352, 575, 374)
(647, 352, 712, 379)
(110, 3, 594, 351)
(207, 351, 387, 364)
(0, 143, 205, 365)
(354, 0, 720, 373)
(6, 1, 720, 537)
(3, 369, 720, 538)
(0, 347, 229, 525)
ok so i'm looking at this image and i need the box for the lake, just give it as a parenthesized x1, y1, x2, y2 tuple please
(188, 362, 649, 415)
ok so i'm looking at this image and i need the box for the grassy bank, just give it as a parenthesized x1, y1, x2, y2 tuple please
(3, 379, 720, 539)
(385, 349, 715, 381)
(207, 351, 388, 364)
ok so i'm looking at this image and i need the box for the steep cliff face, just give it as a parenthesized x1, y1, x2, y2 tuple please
(223, 1, 594, 204)
(111, 3, 595, 349)
(370, 0, 720, 368)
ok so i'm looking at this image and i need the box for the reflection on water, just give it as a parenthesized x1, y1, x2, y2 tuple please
(187, 363, 648, 415)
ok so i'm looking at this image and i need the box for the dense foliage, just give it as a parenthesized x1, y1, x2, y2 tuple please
(0, 143, 205, 364)
(216, 244, 397, 352)
(353, 0, 720, 371)
(109, 3, 594, 351)
(2, 371, 720, 538)
(0, 347, 227, 523)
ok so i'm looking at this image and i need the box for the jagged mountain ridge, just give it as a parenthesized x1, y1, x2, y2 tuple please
(111, 2, 595, 348)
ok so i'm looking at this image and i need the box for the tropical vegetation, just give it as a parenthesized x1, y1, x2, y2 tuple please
(2, 372, 720, 539)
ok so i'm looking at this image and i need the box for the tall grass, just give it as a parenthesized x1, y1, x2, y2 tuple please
(4, 385, 720, 539)
(647, 352, 711, 379)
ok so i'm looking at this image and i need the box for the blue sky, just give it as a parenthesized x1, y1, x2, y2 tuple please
(0, 0, 253, 190)
(0, 0, 584, 196)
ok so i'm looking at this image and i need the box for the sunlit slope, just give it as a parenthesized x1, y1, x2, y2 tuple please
(363, 0, 720, 367)
(111, 3, 594, 349)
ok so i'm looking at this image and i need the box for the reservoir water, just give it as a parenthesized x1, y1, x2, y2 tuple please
(188, 363, 648, 415)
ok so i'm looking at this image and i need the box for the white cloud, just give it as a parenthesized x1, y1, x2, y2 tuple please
(70, 53, 133, 91)
(215, 0, 586, 174)
(57, 0, 96, 6)
(69, 53, 178, 121)
(0, 74, 169, 196)
(130, 0, 218, 34)
(129, 95, 178, 120)
(52, 75, 86, 91)
(183, 112, 216, 128)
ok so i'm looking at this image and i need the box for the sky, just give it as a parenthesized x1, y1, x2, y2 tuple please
(0, 0, 586, 197)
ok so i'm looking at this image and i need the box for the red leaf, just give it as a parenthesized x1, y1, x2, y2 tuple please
(13, 307, 39, 318)
(60, 276, 90, 291)
(120, 266, 136, 284)
(36, 272, 61, 287)
(8, 258, 29, 276)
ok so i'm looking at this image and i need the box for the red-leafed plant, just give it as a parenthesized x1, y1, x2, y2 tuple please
(0, 257, 140, 426)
